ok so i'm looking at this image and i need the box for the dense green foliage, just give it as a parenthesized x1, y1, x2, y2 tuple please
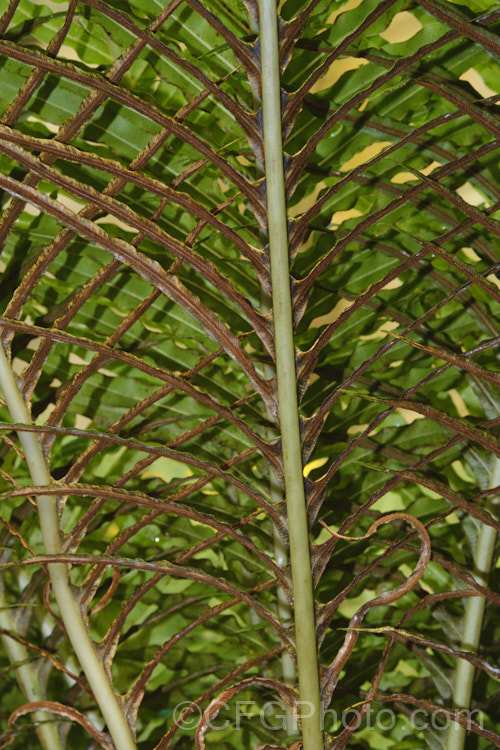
(0, 0, 499, 748)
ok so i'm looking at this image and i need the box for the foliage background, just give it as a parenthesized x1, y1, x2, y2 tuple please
(0, 0, 499, 748)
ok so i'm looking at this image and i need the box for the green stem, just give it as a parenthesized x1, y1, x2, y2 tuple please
(0, 589, 64, 750)
(0, 345, 136, 750)
(258, 3, 323, 748)
(444, 458, 500, 750)
(273, 523, 298, 735)
(262, 284, 298, 733)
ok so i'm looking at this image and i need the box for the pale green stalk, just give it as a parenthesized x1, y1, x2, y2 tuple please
(0, 345, 136, 750)
(0, 588, 64, 750)
(445, 458, 500, 750)
(273, 523, 298, 736)
(258, 2, 323, 748)
(267, 431, 296, 732)
(262, 289, 298, 733)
